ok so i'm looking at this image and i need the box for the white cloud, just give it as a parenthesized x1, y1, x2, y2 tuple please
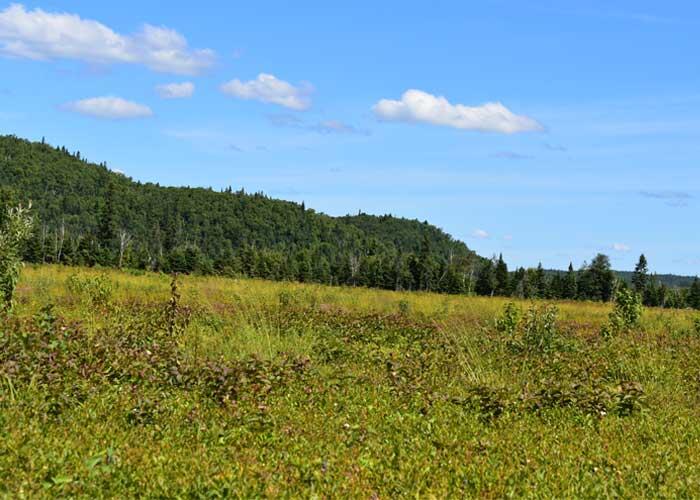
(612, 243, 631, 252)
(156, 82, 194, 99)
(62, 96, 153, 119)
(0, 4, 214, 75)
(472, 229, 490, 239)
(373, 89, 543, 134)
(503, 234, 513, 241)
(220, 73, 312, 110)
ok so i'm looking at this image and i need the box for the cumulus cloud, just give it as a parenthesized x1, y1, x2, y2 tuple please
(62, 96, 153, 119)
(612, 243, 631, 252)
(221, 73, 313, 110)
(472, 229, 490, 239)
(156, 82, 194, 99)
(373, 89, 543, 134)
(0, 4, 215, 75)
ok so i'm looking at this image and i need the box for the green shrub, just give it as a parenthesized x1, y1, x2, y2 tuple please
(522, 304, 559, 352)
(495, 302, 521, 337)
(494, 302, 560, 352)
(0, 203, 33, 311)
(603, 288, 643, 337)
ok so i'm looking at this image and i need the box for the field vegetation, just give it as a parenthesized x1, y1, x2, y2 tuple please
(2, 265, 700, 497)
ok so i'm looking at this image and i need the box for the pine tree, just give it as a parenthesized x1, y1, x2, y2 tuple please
(632, 254, 649, 294)
(688, 277, 700, 310)
(511, 267, 527, 298)
(475, 260, 496, 296)
(549, 274, 563, 299)
(532, 263, 547, 298)
(494, 253, 509, 296)
(563, 262, 577, 299)
(582, 254, 615, 302)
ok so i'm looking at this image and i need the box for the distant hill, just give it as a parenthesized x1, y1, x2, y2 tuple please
(545, 268, 696, 290)
(0, 134, 483, 291)
(614, 271, 696, 289)
(0, 133, 693, 295)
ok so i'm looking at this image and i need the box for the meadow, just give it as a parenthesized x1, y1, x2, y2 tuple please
(2, 265, 700, 498)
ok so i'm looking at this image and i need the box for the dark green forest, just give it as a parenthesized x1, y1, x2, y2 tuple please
(1, 134, 698, 309)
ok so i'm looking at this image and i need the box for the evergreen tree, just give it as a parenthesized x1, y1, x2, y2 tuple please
(511, 267, 527, 298)
(295, 249, 313, 283)
(417, 234, 435, 291)
(442, 264, 464, 294)
(475, 260, 496, 296)
(97, 180, 117, 264)
(549, 273, 563, 299)
(580, 254, 615, 301)
(532, 263, 547, 298)
(563, 262, 577, 299)
(643, 275, 662, 307)
(688, 278, 700, 310)
(494, 253, 509, 296)
(632, 254, 649, 294)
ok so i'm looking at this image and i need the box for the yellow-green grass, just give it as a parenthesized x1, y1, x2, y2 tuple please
(1, 264, 700, 497)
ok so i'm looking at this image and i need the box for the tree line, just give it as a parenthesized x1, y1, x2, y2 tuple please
(1, 134, 698, 309)
(474, 253, 700, 310)
(0, 135, 482, 293)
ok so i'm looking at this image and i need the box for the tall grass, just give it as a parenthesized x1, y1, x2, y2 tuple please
(1, 264, 699, 497)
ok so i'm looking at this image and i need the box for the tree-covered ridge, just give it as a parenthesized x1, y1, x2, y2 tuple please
(0, 134, 482, 291)
(1, 134, 698, 309)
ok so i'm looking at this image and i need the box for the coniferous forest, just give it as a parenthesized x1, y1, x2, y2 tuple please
(1, 134, 699, 309)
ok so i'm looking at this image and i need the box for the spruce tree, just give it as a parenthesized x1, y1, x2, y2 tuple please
(583, 254, 615, 302)
(688, 278, 700, 310)
(511, 267, 527, 298)
(495, 253, 509, 296)
(632, 254, 649, 294)
(532, 263, 547, 298)
(563, 262, 577, 299)
(475, 260, 496, 296)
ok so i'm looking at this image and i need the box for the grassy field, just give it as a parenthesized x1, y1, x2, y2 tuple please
(2, 265, 700, 497)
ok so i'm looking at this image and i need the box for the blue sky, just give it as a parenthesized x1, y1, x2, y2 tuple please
(1, 1, 699, 275)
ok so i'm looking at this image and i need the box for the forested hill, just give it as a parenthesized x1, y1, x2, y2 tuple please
(614, 271, 695, 289)
(0, 134, 483, 291)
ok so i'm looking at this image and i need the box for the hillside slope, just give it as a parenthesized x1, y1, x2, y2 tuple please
(0, 134, 482, 291)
